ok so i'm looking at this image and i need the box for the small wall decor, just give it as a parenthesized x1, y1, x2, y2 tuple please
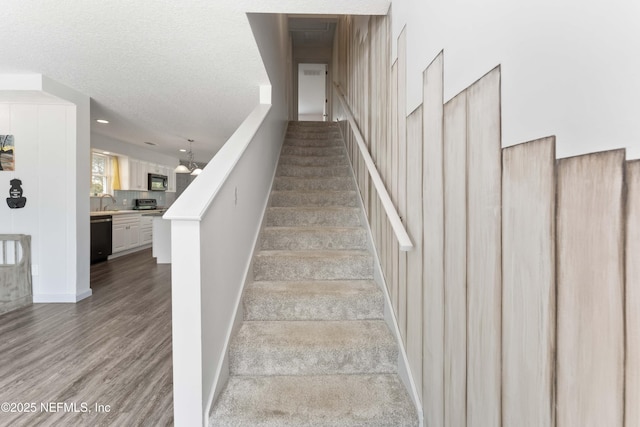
(7, 178, 26, 209)
(0, 135, 15, 171)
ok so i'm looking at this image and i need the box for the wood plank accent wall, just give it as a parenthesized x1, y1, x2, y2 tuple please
(557, 150, 625, 427)
(502, 138, 556, 427)
(422, 52, 445, 427)
(626, 160, 640, 427)
(333, 14, 637, 427)
(397, 28, 409, 343)
(443, 91, 468, 427)
(406, 105, 424, 401)
(465, 67, 502, 427)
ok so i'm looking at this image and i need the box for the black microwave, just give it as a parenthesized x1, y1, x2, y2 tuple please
(148, 173, 168, 191)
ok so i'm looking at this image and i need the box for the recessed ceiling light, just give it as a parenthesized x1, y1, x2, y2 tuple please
(179, 149, 187, 152)
(96, 119, 109, 124)
(144, 141, 156, 146)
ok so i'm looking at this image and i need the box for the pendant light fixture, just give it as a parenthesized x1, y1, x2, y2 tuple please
(175, 140, 202, 175)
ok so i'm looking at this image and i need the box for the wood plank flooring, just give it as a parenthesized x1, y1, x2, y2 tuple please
(0, 249, 173, 427)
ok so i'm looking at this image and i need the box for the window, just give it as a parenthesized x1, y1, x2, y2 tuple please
(91, 152, 110, 195)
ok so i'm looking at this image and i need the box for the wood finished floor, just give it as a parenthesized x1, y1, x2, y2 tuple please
(0, 249, 173, 426)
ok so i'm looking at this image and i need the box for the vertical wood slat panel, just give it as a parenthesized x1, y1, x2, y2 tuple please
(383, 18, 392, 299)
(626, 159, 640, 427)
(557, 149, 625, 427)
(397, 27, 408, 342)
(390, 60, 399, 316)
(443, 92, 467, 427)
(502, 137, 556, 427)
(423, 52, 445, 427)
(466, 67, 502, 427)
(406, 105, 424, 402)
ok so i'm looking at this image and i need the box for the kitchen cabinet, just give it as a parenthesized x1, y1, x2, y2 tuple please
(117, 156, 176, 192)
(167, 169, 176, 192)
(140, 216, 153, 245)
(119, 157, 144, 191)
(112, 214, 141, 253)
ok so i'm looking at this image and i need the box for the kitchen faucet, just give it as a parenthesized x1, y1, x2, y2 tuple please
(99, 194, 117, 211)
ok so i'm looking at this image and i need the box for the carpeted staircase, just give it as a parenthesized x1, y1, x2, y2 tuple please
(210, 121, 418, 426)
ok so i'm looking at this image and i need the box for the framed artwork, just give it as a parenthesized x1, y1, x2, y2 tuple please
(0, 135, 15, 171)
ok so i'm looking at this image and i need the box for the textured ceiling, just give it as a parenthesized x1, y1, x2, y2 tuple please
(0, 0, 388, 163)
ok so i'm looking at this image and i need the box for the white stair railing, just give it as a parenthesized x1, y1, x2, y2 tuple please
(333, 83, 414, 251)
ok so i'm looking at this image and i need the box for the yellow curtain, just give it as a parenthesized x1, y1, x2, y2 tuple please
(111, 156, 121, 190)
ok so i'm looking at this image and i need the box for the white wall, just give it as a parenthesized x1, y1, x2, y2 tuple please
(92, 132, 180, 167)
(0, 74, 91, 303)
(390, 0, 640, 159)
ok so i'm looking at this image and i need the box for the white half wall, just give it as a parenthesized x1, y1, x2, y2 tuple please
(390, 0, 640, 159)
(0, 74, 91, 303)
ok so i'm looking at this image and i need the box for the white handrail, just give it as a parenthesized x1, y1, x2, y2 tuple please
(333, 83, 414, 251)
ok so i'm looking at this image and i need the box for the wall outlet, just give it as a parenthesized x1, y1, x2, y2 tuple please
(32, 264, 38, 276)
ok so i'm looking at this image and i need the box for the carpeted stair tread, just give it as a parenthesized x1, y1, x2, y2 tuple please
(244, 280, 383, 320)
(265, 206, 361, 227)
(283, 138, 343, 147)
(269, 190, 359, 207)
(281, 145, 346, 156)
(276, 164, 352, 178)
(210, 374, 418, 427)
(253, 250, 373, 281)
(278, 154, 348, 167)
(260, 226, 368, 250)
(229, 320, 397, 375)
(273, 176, 354, 191)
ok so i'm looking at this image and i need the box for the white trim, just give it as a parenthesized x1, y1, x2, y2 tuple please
(164, 105, 272, 222)
(33, 289, 92, 303)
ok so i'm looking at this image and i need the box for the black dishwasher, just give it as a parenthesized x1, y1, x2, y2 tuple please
(91, 215, 112, 263)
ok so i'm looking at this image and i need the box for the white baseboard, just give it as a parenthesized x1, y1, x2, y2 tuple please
(34, 289, 92, 303)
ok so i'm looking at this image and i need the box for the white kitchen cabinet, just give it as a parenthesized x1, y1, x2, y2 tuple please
(167, 169, 176, 192)
(140, 215, 153, 245)
(118, 156, 175, 192)
(119, 157, 146, 191)
(134, 160, 148, 190)
(112, 214, 141, 253)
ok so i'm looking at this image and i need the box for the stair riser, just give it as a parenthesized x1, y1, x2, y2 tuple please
(229, 322, 397, 376)
(288, 122, 336, 128)
(273, 177, 354, 191)
(270, 191, 359, 207)
(279, 155, 348, 167)
(277, 164, 351, 178)
(286, 131, 341, 138)
(281, 146, 345, 156)
(265, 208, 361, 227)
(230, 345, 397, 376)
(260, 228, 368, 251)
(244, 290, 384, 321)
(254, 254, 373, 281)
(288, 125, 337, 131)
(284, 138, 343, 147)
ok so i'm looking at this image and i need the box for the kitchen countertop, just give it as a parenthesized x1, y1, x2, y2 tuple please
(141, 211, 167, 217)
(90, 209, 166, 217)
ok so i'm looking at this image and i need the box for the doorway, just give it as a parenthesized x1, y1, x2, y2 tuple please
(297, 63, 327, 121)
